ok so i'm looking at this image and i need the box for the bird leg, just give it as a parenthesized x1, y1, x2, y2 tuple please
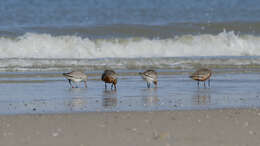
(208, 79, 210, 88)
(84, 81, 87, 88)
(197, 81, 200, 87)
(204, 81, 206, 88)
(111, 84, 117, 90)
(69, 79, 74, 88)
(105, 83, 107, 89)
(147, 82, 150, 88)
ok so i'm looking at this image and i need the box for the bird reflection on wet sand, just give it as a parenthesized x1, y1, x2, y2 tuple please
(65, 88, 88, 111)
(192, 88, 211, 105)
(142, 88, 159, 106)
(67, 97, 87, 111)
(102, 90, 118, 108)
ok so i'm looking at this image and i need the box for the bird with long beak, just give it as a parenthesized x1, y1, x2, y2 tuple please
(62, 71, 88, 88)
(139, 70, 158, 88)
(101, 70, 118, 90)
(190, 68, 212, 88)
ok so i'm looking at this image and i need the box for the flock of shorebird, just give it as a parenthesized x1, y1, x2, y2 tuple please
(62, 68, 212, 89)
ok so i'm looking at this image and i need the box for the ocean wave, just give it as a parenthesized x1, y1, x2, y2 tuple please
(0, 31, 260, 59)
(1, 57, 260, 71)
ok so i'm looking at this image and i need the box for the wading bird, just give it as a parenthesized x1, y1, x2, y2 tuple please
(190, 68, 212, 88)
(139, 70, 158, 88)
(101, 70, 118, 89)
(62, 71, 88, 88)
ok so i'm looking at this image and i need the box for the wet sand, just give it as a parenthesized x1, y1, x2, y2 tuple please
(1, 109, 260, 146)
(0, 71, 260, 114)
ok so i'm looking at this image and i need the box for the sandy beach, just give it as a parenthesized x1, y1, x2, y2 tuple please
(0, 109, 260, 146)
(1, 0, 260, 146)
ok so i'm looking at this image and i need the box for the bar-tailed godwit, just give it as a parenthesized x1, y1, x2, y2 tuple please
(190, 68, 212, 87)
(62, 71, 88, 88)
(139, 70, 158, 88)
(101, 70, 118, 89)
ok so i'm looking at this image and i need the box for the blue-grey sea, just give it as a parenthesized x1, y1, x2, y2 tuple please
(0, 0, 260, 114)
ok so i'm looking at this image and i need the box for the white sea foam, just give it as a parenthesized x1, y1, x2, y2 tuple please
(0, 31, 260, 58)
(0, 32, 260, 71)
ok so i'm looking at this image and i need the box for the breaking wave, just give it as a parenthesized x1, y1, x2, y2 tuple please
(1, 31, 260, 71)
(0, 31, 260, 58)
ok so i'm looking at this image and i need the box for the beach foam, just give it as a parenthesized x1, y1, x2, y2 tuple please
(0, 31, 260, 58)
(0, 32, 260, 71)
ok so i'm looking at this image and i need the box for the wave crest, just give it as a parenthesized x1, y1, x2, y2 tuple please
(0, 31, 260, 58)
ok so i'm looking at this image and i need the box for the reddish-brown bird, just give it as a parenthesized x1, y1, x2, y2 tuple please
(190, 68, 212, 88)
(101, 70, 118, 89)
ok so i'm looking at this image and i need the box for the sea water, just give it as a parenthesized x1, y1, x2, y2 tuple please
(0, 0, 260, 114)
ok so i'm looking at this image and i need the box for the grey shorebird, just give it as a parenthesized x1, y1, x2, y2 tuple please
(190, 68, 212, 88)
(101, 70, 118, 89)
(62, 71, 88, 88)
(139, 70, 158, 88)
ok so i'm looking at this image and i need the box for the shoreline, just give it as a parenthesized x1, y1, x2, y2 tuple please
(1, 109, 260, 146)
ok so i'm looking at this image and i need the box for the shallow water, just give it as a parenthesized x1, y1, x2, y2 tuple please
(0, 70, 259, 115)
(0, 1, 260, 116)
